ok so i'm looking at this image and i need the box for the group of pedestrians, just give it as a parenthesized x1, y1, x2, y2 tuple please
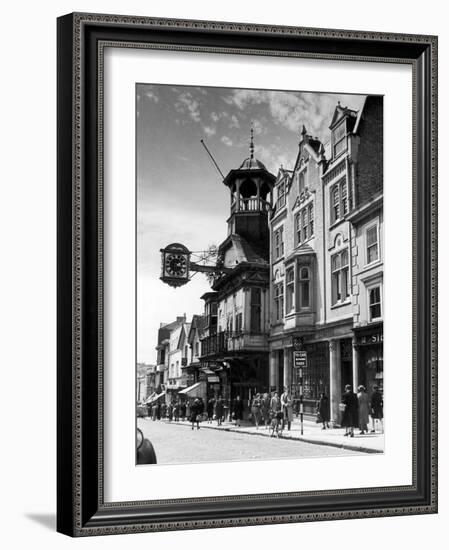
(148, 400, 190, 423)
(247, 388, 294, 433)
(339, 384, 384, 437)
(147, 385, 384, 439)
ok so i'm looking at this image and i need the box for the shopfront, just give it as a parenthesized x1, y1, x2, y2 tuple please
(354, 323, 384, 393)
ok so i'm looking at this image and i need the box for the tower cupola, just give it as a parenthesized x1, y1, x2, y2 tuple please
(222, 126, 276, 245)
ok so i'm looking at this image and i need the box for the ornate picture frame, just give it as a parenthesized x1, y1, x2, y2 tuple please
(57, 12, 437, 536)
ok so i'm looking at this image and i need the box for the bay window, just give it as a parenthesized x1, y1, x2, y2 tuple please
(286, 268, 295, 313)
(299, 266, 311, 309)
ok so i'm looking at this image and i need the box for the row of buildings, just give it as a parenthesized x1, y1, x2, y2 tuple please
(145, 95, 383, 425)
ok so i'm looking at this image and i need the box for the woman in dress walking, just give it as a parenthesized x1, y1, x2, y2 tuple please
(261, 392, 270, 429)
(370, 385, 384, 433)
(214, 396, 224, 426)
(316, 392, 330, 429)
(251, 393, 262, 429)
(341, 384, 359, 437)
(357, 385, 369, 434)
(280, 387, 293, 431)
(233, 395, 244, 427)
(190, 398, 201, 430)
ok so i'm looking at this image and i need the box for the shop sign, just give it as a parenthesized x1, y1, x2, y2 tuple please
(358, 332, 383, 345)
(293, 350, 307, 369)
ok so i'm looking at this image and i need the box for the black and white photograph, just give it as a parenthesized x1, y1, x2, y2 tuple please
(136, 84, 384, 465)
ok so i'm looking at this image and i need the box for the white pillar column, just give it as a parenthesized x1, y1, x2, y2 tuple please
(352, 336, 359, 391)
(283, 348, 290, 390)
(269, 350, 277, 391)
(329, 339, 341, 427)
(236, 180, 241, 212)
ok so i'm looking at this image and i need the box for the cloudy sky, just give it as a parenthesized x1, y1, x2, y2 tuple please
(137, 84, 365, 364)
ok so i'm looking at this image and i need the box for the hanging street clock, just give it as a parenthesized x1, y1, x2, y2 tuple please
(160, 243, 191, 287)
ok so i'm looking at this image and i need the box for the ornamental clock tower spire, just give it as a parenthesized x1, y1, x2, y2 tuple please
(221, 126, 276, 257)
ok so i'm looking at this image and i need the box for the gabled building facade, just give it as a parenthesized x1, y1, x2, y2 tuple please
(268, 96, 383, 424)
(155, 315, 186, 395)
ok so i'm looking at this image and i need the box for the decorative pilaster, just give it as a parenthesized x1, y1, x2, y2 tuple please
(269, 350, 278, 390)
(283, 347, 291, 390)
(352, 337, 359, 391)
(329, 339, 341, 427)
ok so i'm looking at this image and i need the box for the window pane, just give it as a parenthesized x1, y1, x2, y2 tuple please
(334, 122, 345, 141)
(367, 244, 378, 263)
(287, 268, 294, 283)
(370, 286, 380, 305)
(301, 281, 310, 308)
(331, 253, 340, 271)
(342, 268, 348, 300)
(341, 180, 348, 214)
(367, 226, 377, 246)
(300, 266, 309, 280)
(341, 249, 349, 266)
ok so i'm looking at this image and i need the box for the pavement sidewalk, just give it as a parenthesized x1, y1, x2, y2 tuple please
(142, 416, 384, 454)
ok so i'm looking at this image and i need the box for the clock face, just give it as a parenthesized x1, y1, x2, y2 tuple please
(165, 253, 188, 277)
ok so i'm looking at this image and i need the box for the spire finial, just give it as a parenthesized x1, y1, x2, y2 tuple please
(250, 122, 255, 160)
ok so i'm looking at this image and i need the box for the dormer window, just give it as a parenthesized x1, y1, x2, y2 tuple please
(332, 120, 347, 157)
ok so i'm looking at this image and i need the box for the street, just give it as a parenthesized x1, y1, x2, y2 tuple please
(138, 417, 365, 465)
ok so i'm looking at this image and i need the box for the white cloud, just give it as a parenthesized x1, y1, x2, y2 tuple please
(203, 125, 216, 137)
(225, 89, 365, 143)
(229, 114, 240, 129)
(175, 91, 201, 122)
(210, 112, 220, 123)
(221, 136, 233, 147)
(144, 90, 159, 103)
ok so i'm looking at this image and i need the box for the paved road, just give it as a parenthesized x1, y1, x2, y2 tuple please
(138, 418, 363, 465)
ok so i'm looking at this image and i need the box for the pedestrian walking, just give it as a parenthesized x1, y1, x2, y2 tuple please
(280, 387, 293, 431)
(167, 402, 173, 422)
(180, 401, 186, 421)
(250, 393, 262, 429)
(261, 392, 270, 429)
(215, 396, 224, 426)
(190, 398, 202, 430)
(185, 400, 191, 421)
(173, 401, 179, 422)
(198, 397, 205, 419)
(233, 395, 244, 427)
(156, 402, 161, 420)
(316, 392, 330, 429)
(269, 391, 283, 437)
(340, 384, 359, 437)
(357, 385, 369, 434)
(370, 385, 384, 433)
(207, 397, 215, 423)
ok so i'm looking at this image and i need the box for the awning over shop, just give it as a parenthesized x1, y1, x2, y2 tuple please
(146, 391, 165, 404)
(143, 392, 157, 404)
(178, 381, 205, 397)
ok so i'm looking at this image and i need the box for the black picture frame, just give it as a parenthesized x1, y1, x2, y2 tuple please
(57, 12, 438, 536)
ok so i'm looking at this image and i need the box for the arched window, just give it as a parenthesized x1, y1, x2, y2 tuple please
(299, 266, 311, 309)
(331, 249, 349, 304)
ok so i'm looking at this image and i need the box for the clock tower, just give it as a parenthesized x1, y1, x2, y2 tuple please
(222, 127, 276, 258)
